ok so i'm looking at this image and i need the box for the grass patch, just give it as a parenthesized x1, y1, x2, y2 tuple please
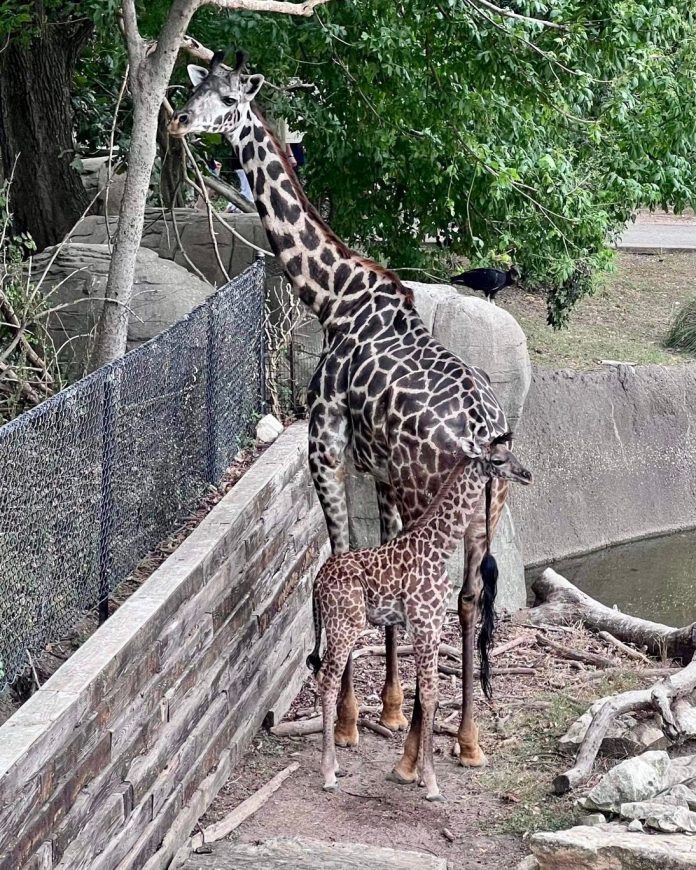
(665, 298, 696, 354)
(450, 252, 696, 370)
(478, 693, 585, 835)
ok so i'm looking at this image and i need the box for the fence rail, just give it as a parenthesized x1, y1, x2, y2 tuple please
(0, 258, 266, 691)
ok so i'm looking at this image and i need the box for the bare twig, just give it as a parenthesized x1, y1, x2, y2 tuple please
(536, 633, 614, 669)
(598, 631, 651, 664)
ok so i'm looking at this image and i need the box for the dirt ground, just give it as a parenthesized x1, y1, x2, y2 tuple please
(200, 616, 680, 869)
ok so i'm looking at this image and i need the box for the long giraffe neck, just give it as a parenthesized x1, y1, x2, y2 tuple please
(227, 110, 414, 325)
(410, 461, 489, 561)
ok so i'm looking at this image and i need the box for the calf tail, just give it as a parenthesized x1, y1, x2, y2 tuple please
(306, 584, 323, 675)
(477, 479, 498, 699)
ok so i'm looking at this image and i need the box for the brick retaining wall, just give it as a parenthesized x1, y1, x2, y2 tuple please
(0, 423, 327, 870)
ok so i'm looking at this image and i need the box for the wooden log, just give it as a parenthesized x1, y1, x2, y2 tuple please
(352, 643, 461, 662)
(491, 636, 529, 657)
(196, 763, 299, 847)
(554, 656, 696, 794)
(357, 718, 393, 739)
(531, 568, 696, 663)
(536, 634, 614, 669)
(597, 631, 651, 664)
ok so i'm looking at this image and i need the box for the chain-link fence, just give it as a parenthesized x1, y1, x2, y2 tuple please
(0, 259, 265, 691)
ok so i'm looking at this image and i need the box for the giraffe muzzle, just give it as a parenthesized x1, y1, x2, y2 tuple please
(167, 113, 190, 137)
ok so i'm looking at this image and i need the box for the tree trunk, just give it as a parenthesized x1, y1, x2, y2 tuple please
(89, 74, 162, 370)
(0, 20, 92, 252)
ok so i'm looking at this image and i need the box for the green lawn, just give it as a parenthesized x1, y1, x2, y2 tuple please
(456, 252, 696, 370)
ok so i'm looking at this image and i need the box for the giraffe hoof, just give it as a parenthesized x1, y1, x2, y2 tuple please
(458, 748, 488, 768)
(426, 792, 447, 803)
(334, 727, 359, 748)
(379, 712, 409, 732)
(386, 768, 418, 786)
(322, 782, 340, 794)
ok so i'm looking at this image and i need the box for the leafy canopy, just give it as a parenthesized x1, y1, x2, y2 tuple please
(190, 0, 696, 325)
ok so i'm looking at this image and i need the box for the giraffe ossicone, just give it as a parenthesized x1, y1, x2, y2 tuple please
(309, 442, 532, 798)
(169, 52, 523, 763)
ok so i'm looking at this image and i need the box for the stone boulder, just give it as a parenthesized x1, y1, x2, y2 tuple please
(32, 242, 214, 376)
(343, 282, 532, 614)
(560, 709, 669, 756)
(531, 823, 696, 869)
(79, 156, 127, 217)
(584, 751, 672, 813)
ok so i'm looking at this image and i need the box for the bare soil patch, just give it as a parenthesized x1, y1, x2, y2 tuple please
(201, 616, 682, 868)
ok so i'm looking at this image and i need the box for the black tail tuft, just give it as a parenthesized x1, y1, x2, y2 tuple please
(478, 551, 498, 699)
(306, 585, 323, 675)
(306, 651, 322, 674)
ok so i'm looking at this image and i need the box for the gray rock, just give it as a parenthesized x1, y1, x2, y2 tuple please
(256, 414, 284, 444)
(31, 242, 214, 376)
(531, 823, 696, 869)
(620, 797, 689, 820)
(71, 209, 286, 294)
(584, 813, 608, 826)
(642, 806, 696, 834)
(511, 364, 696, 566)
(626, 819, 643, 832)
(343, 283, 532, 614)
(78, 156, 127, 217)
(560, 710, 668, 756)
(585, 751, 672, 813)
(664, 784, 696, 810)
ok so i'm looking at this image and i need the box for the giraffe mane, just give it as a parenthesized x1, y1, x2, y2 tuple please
(253, 108, 415, 309)
(407, 458, 474, 531)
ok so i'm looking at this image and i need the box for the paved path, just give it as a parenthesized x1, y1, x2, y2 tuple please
(617, 213, 696, 251)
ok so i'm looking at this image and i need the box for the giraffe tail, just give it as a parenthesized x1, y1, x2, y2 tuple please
(478, 479, 498, 699)
(306, 584, 323, 675)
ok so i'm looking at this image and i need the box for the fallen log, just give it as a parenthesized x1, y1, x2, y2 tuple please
(536, 633, 614, 669)
(530, 568, 696, 663)
(554, 656, 696, 794)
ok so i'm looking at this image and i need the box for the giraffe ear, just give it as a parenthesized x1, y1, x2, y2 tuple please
(459, 438, 483, 459)
(241, 74, 264, 103)
(187, 65, 209, 87)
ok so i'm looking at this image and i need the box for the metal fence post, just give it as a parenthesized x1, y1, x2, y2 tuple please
(205, 302, 219, 486)
(256, 254, 268, 416)
(98, 367, 116, 624)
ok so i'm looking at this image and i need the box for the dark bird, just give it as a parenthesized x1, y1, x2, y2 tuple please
(450, 266, 521, 302)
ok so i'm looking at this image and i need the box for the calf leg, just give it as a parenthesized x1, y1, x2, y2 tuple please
(416, 649, 442, 802)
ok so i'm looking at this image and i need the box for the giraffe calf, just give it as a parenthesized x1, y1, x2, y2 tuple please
(307, 439, 532, 800)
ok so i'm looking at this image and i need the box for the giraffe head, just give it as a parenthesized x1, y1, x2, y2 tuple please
(485, 435, 532, 485)
(168, 50, 264, 140)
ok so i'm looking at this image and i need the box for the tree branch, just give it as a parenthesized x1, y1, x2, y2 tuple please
(470, 0, 568, 30)
(204, 0, 334, 16)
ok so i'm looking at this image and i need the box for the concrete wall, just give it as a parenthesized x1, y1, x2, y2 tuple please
(510, 364, 696, 566)
(0, 424, 327, 870)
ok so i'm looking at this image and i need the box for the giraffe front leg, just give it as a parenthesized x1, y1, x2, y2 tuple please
(417, 654, 443, 802)
(374, 483, 407, 731)
(386, 676, 421, 785)
(379, 625, 408, 731)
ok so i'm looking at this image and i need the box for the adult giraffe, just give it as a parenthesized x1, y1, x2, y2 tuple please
(169, 51, 511, 770)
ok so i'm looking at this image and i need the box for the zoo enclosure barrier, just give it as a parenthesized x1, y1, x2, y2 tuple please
(0, 258, 266, 692)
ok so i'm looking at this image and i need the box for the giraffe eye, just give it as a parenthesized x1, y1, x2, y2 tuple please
(222, 96, 236, 107)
